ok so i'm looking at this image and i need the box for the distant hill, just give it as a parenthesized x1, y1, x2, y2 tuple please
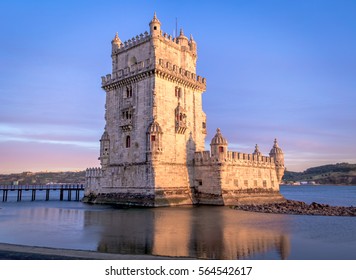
(283, 163, 356, 185)
(0, 171, 86, 185)
(2, 163, 356, 186)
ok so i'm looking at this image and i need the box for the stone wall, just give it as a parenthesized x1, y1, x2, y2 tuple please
(194, 151, 285, 205)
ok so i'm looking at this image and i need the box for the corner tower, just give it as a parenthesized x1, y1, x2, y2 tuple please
(85, 14, 207, 206)
(269, 139, 285, 182)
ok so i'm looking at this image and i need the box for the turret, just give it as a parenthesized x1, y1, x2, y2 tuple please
(253, 144, 262, 156)
(269, 138, 285, 182)
(189, 34, 197, 53)
(99, 130, 110, 169)
(177, 28, 189, 47)
(210, 128, 228, 160)
(147, 119, 163, 154)
(111, 32, 122, 53)
(149, 12, 161, 37)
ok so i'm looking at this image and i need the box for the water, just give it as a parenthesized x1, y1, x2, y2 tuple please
(281, 185, 356, 206)
(0, 185, 356, 259)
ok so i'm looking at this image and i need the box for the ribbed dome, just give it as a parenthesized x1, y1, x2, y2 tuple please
(269, 138, 283, 155)
(150, 12, 161, 24)
(112, 32, 121, 44)
(253, 144, 262, 156)
(210, 128, 227, 145)
(147, 120, 162, 134)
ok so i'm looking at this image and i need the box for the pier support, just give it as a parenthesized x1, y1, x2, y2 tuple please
(2, 190, 8, 202)
(75, 189, 80, 201)
(17, 190, 22, 201)
(31, 190, 36, 201)
(46, 189, 50, 201)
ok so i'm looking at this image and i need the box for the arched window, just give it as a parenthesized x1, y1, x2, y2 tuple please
(126, 135, 131, 148)
(219, 146, 224, 153)
(126, 85, 133, 98)
(175, 87, 181, 98)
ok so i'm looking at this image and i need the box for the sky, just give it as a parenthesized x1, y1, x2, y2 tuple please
(0, 0, 355, 174)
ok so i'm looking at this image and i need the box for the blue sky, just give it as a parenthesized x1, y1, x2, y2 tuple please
(0, 0, 355, 173)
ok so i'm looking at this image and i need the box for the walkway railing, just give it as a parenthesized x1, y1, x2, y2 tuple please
(0, 184, 84, 202)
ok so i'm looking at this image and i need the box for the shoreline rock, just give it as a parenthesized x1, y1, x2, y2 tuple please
(232, 200, 356, 216)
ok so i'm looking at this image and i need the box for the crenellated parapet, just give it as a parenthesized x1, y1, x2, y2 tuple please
(101, 57, 206, 91)
(101, 57, 154, 89)
(112, 31, 151, 55)
(155, 58, 206, 90)
(86, 167, 102, 178)
(194, 150, 275, 168)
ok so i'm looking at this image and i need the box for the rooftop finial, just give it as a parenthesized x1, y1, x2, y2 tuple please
(274, 138, 279, 147)
(151, 11, 160, 23)
(180, 28, 184, 36)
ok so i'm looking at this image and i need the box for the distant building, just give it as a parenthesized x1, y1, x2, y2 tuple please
(85, 14, 285, 206)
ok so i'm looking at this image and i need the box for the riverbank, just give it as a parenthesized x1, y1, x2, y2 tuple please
(0, 243, 181, 260)
(233, 199, 356, 216)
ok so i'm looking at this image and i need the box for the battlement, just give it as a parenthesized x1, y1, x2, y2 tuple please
(101, 57, 206, 90)
(155, 58, 206, 90)
(194, 150, 275, 167)
(112, 29, 197, 56)
(86, 167, 102, 178)
(101, 57, 154, 87)
(112, 31, 151, 55)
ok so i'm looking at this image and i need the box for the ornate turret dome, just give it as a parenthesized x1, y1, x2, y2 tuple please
(149, 12, 161, 36)
(147, 120, 162, 134)
(150, 12, 161, 24)
(210, 128, 228, 145)
(269, 138, 283, 155)
(253, 144, 262, 156)
(111, 32, 121, 44)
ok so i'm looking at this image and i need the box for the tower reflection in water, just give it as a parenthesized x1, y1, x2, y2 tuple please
(84, 206, 290, 259)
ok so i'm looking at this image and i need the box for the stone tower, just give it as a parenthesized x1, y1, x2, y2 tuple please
(85, 13, 207, 206)
(85, 14, 286, 207)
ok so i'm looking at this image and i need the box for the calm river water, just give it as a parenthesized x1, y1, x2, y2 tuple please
(0, 185, 355, 260)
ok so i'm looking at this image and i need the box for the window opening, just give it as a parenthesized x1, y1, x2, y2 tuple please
(126, 135, 131, 148)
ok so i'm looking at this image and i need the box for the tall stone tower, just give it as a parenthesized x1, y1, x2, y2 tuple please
(85, 13, 207, 206)
(85, 14, 286, 207)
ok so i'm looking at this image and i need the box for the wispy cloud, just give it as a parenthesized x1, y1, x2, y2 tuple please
(0, 123, 100, 149)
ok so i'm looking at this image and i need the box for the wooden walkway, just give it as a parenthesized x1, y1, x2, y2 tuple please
(0, 184, 84, 202)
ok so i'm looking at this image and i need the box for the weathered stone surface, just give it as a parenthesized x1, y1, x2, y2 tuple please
(233, 200, 356, 216)
(85, 14, 286, 207)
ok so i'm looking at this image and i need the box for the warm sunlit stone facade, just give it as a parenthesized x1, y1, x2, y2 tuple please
(84, 14, 285, 206)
